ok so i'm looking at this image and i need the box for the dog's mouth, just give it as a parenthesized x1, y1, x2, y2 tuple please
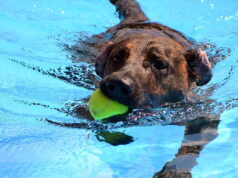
(100, 85, 159, 111)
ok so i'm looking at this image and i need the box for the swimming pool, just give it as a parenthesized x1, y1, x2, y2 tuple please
(0, 0, 238, 177)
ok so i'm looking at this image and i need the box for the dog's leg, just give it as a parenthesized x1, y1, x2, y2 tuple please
(154, 116, 220, 178)
(110, 0, 149, 24)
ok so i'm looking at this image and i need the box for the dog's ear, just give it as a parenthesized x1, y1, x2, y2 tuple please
(185, 49, 212, 86)
(95, 42, 113, 77)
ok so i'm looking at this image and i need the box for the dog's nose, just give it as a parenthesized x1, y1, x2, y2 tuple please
(105, 79, 132, 97)
(101, 78, 133, 104)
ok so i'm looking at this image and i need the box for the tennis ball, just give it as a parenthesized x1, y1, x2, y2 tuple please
(89, 88, 128, 120)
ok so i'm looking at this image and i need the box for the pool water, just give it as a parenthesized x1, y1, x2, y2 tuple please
(0, 0, 238, 177)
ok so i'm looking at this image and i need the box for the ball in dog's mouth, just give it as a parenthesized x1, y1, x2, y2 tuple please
(89, 88, 129, 120)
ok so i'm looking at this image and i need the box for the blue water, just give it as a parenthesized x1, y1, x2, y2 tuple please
(0, 0, 238, 177)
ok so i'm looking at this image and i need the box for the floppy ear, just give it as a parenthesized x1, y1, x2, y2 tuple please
(185, 49, 212, 86)
(95, 42, 113, 77)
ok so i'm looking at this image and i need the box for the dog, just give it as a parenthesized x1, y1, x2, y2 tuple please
(93, 1, 217, 177)
(95, 0, 212, 109)
(48, 1, 221, 177)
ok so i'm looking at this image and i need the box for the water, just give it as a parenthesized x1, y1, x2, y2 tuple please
(0, 0, 238, 177)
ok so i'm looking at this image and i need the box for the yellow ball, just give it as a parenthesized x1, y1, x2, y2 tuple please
(89, 88, 129, 120)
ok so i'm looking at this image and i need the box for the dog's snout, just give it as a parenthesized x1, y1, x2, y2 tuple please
(101, 77, 134, 105)
(105, 79, 132, 97)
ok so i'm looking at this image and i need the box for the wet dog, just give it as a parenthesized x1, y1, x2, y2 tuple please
(48, 1, 221, 177)
(92, 1, 216, 177)
(95, 0, 212, 109)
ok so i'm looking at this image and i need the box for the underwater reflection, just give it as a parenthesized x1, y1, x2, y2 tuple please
(154, 115, 219, 178)
(96, 131, 134, 146)
(47, 113, 220, 177)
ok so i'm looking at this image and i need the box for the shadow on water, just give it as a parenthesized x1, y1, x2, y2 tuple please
(95, 131, 134, 146)
(154, 115, 220, 178)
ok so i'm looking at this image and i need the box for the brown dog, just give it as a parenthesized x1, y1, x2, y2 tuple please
(95, 0, 212, 109)
(47, 1, 221, 177)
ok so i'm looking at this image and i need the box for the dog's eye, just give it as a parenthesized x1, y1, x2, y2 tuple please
(152, 59, 169, 70)
(112, 56, 119, 62)
(149, 55, 168, 70)
(111, 48, 129, 64)
(149, 52, 169, 70)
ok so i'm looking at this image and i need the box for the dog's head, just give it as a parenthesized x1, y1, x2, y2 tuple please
(95, 37, 212, 108)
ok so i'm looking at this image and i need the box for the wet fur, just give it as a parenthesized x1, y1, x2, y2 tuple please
(96, 0, 212, 108)
(93, 0, 216, 177)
